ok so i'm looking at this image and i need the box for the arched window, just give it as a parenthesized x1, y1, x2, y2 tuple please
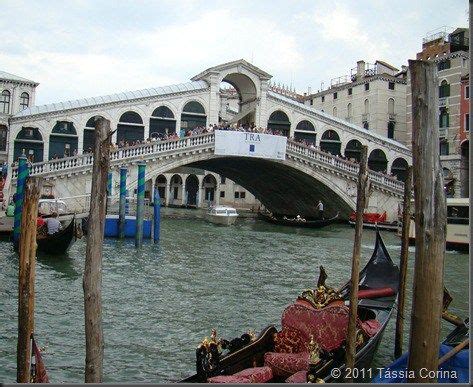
(295, 120, 315, 131)
(347, 103, 352, 120)
(117, 111, 144, 144)
(83, 115, 105, 153)
(319, 130, 341, 155)
(332, 106, 337, 117)
(344, 139, 363, 161)
(150, 106, 176, 139)
(295, 120, 316, 144)
(1, 90, 11, 114)
(368, 149, 388, 173)
(391, 158, 409, 182)
(181, 101, 206, 136)
(49, 121, 78, 159)
(364, 99, 370, 114)
(267, 110, 291, 137)
(20, 92, 29, 110)
(439, 107, 449, 128)
(14, 127, 44, 162)
(439, 80, 450, 98)
(388, 98, 394, 115)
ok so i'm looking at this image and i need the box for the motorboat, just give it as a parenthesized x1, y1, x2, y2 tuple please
(206, 206, 239, 226)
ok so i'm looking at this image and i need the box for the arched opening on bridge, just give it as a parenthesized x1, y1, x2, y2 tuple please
(203, 174, 217, 203)
(155, 174, 167, 204)
(14, 127, 44, 162)
(181, 101, 206, 137)
(83, 116, 104, 153)
(49, 121, 78, 159)
(344, 139, 363, 162)
(368, 149, 388, 173)
(268, 110, 290, 137)
(460, 140, 469, 197)
(150, 106, 176, 139)
(391, 157, 408, 182)
(0, 124, 7, 152)
(185, 174, 199, 206)
(294, 120, 316, 145)
(219, 73, 257, 126)
(117, 111, 144, 145)
(443, 167, 455, 197)
(320, 130, 341, 155)
(169, 174, 183, 206)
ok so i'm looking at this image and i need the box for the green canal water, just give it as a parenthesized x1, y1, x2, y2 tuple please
(0, 210, 469, 383)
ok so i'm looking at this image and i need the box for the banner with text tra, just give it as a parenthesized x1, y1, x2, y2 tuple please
(214, 130, 287, 160)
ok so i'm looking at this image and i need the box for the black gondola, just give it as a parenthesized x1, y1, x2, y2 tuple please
(36, 218, 76, 255)
(258, 211, 340, 229)
(180, 230, 399, 383)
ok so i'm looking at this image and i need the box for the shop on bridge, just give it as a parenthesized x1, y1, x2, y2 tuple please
(14, 127, 44, 162)
(149, 106, 176, 139)
(320, 130, 341, 155)
(344, 139, 363, 162)
(180, 101, 206, 137)
(294, 120, 316, 144)
(368, 149, 388, 173)
(49, 121, 78, 159)
(117, 111, 145, 144)
(267, 110, 291, 137)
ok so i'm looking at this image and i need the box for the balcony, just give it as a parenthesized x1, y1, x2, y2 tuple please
(439, 97, 449, 108)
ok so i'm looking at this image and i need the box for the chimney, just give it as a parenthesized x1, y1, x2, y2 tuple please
(356, 60, 366, 78)
(401, 65, 407, 72)
(308, 86, 312, 94)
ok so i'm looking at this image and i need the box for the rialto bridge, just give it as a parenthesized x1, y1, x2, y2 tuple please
(4, 60, 412, 219)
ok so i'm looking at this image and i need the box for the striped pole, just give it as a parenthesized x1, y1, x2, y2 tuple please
(13, 157, 29, 243)
(119, 167, 127, 239)
(153, 186, 161, 243)
(135, 163, 145, 248)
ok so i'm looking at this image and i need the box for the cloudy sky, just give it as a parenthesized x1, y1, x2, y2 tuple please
(1, 0, 468, 105)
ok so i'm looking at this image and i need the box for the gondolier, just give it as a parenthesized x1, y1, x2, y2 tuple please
(316, 201, 324, 219)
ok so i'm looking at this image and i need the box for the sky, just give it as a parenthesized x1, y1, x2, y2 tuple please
(1, 0, 468, 105)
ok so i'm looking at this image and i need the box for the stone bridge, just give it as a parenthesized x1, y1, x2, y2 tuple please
(8, 132, 406, 219)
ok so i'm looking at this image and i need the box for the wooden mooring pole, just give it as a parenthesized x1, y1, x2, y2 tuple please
(17, 177, 42, 383)
(394, 166, 413, 358)
(83, 117, 111, 382)
(119, 167, 127, 239)
(407, 59, 446, 382)
(345, 145, 369, 382)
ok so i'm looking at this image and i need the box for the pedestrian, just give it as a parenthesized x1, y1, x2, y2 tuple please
(316, 200, 324, 219)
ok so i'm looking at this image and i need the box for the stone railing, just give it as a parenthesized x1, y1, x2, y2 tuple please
(286, 140, 404, 194)
(10, 132, 404, 195)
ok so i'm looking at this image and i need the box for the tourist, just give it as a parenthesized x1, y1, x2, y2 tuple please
(316, 200, 324, 219)
(44, 212, 62, 235)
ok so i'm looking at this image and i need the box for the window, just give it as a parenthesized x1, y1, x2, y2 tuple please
(234, 192, 240, 199)
(364, 99, 369, 114)
(465, 86, 469, 99)
(332, 107, 337, 117)
(20, 92, 29, 109)
(466, 113, 470, 131)
(321, 96, 325, 103)
(240, 191, 246, 199)
(0, 90, 11, 114)
(440, 140, 449, 155)
(347, 103, 352, 119)
(220, 190, 225, 198)
(439, 108, 449, 128)
(388, 82, 395, 90)
(364, 83, 370, 91)
(447, 205, 469, 224)
(348, 88, 352, 95)
(333, 92, 337, 100)
(310, 99, 313, 105)
(363, 121, 369, 129)
(439, 80, 450, 98)
(173, 187, 178, 200)
(388, 98, 395, 115)
(220, 175, 226, 184)
(388, 121, 395, 139)
(437, 59, 451, 71)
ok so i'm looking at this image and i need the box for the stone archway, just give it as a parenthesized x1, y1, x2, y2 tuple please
(185, 174, 199, 206)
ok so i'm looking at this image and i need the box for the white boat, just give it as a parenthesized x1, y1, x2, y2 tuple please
(206, 206, 239, 226)
(398, 197, 469, 251)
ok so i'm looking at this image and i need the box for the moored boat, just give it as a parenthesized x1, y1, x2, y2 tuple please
(36, 218, 76, 254)
(259, 211, 340, 229)
(348, 211, 398, 232)
(179, 230, 399, 383)
(206, 206, 239, 226)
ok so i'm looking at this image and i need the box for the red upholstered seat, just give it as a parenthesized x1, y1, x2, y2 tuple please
(285, 370, 307, 383)
(360, 319, 381, 337)
(207, 366, 273, 383)
(263, 351, 309, 377)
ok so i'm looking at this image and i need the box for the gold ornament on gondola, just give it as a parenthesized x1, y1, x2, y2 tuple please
(308, 335, 320, 364)
(247, 329, 256, 341)
(298, 284, 342, 309)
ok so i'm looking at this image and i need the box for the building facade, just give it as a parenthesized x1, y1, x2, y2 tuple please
(406, 27, 469, 198)
(0, 71, 38, 162)
(303, 60, 408, 144)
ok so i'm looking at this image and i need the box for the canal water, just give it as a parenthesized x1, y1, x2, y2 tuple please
(0, 210, 469, 383)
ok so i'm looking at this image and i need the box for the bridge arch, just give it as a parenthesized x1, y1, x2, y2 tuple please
(344, 139, 363, 161)
(391, 157, 408, 182)
(267, 110, 291, 137)
(169, 173, 183, 206)
(219, 72, 258, 104)
(117, 111, 145, 144)
(49, 120, 78, 159)
(150, 105, 177, 139)
(368, 148, 388, 173)
(154, 174, 167, 203)
(185, 174, 199, 206)
(320, 129, 341, 155)
(202, 173, 218, 202)
(180, 100, 207, 135)
(14, 126, 44, 162)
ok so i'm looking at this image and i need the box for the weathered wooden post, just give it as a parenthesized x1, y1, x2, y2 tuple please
(119, 167, 127, 239)
(394, 166, 413, 358)
(13, 156, 29, 244)
(153, 185, 161, 243)
(345, 145, 369, 382)
(135, 163, 145, 248)
(83, 117, 111, 383)
(17, 176, 42, 382)
(407, 59, 446, 382)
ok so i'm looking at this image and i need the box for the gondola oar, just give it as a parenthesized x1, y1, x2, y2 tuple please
(438, 339, 469, 366)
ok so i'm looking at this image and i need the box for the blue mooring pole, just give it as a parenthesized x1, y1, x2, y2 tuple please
(153, 186, 161, 243)
(135, 163, 145, 248)
(119, 167, 127, 239)
(13, 157, 29, 243)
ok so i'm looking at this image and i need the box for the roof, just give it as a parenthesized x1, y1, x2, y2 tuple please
(191, 59, 272, 81)
(375, 60, 399, 72)
(0, 70, 38, 85)
(13, 80, 209, 118)
(268, 90, 409, 152)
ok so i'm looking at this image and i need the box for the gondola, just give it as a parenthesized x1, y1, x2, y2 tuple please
(348, 220, 399, 231)
(258, 211, 340, 229)
(36, 218, 76, 254)
(180, 230, 399, 383)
